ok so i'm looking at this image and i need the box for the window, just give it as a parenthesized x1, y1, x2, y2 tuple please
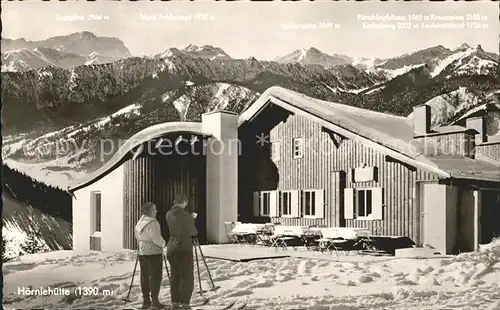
(271, 142, 280, 161)
(253, 191, 278, 217)
(302, 190, 316, 217)
(281, 191, 292, 216)
(261, 192, 271, 216)
(292, 138, 304, 159)
(344, 187, 383, 220)
(356, 189, 372, 218)
(91, 191, 102, 233)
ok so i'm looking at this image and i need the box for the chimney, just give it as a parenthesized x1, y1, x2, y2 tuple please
(413, 104, 431, 136)
(466, 116, 486, 145)
(201, 110, 238, 243)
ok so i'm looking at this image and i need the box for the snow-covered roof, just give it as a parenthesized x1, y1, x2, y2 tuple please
(68, 122, 211, 192)
(427, 156, 500, 183)
(70, 87, 499, 192)
(239, 86, 500, 182)
(240, 87, 414, 147)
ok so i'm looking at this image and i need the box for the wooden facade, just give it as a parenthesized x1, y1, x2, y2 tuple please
(417, 132, 475, 157)
(238, 105, 438, 244)
(123, 134, 207, 250)
(476, 141, 500, 162)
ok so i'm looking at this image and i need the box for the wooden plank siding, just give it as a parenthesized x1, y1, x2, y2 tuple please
(238, 106, 439, 243)
(476, 142, 500, 162)
(123, 156, 156, 250)
(123, 136, 207, 250)
(419, 132, 474, 157)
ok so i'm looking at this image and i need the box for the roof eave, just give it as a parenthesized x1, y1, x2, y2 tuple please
(265, 96, 451, 179)
(68, 128, 212, 193)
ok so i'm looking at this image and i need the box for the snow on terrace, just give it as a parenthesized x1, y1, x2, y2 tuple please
(3, 241, 500, 310)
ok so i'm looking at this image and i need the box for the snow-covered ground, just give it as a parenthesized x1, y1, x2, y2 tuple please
(4, 158, 83, 190)
(3, 241, 500, 310)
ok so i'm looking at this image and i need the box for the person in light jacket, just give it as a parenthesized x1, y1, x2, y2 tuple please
(166, 192, 198, 310)
(135, 202, 167, 309)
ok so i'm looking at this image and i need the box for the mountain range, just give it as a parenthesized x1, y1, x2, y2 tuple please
(1, 31, 131, 71)
(2, 31, 500, 190)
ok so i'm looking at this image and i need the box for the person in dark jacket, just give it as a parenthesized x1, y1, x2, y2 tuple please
(134, 202, 167, 309)
(166, 192, 198, 310)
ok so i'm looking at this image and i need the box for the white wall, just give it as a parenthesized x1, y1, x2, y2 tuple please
(72, 165, 125, 252)
(202, 111, 238, 243)
(421, 183, 459, 255)
(422, 183, 447, 254)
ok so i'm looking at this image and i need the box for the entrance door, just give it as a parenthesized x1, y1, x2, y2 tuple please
(332, 170, 346, 227)
(419, 183, 445, 252)
(156, 152, 207, 244)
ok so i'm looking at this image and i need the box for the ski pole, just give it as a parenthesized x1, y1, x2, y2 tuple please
(124, 252, 139, 303)
(194, 238, 219, 291)
(193, 241, 204, 297)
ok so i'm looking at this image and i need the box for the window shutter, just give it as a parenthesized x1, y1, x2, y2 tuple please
(371, 187, 384, 220)
(344, 188, 355, 219)
(314, 189, 324, 218)
(269, 190, 278, 217)
(90, 193, 95, 232)
(253, 191, 260, 216)
(290, 190, 300, 217)
(273, 142, 281, 161)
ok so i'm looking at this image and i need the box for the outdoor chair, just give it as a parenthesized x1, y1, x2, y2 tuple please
(302, 227, 322, 251)
(230, 223, 266, 245)
(256, 224, 275, 246)
(271, 235, 298, 251)
(329, 238, 357, 256)
(270, 226, 309, 251)
(224, 221, 239, 244)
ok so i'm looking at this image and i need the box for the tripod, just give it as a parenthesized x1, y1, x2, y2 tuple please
(124, 238, 219, 303)
(193, 237, 220, 297)
(123, 251, 171, 304)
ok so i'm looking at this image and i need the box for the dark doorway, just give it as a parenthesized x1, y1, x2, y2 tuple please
(155, 140, 207, 244)
(481, 190, 500, 244)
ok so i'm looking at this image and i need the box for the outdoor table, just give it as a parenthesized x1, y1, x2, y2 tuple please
(231, 223, 266, 244)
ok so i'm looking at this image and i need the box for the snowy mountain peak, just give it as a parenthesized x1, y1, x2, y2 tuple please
(476, 44, 484, 52)
(160, 48, 183, 58)
(181, 44, 231, 60)
(78, 31, 97, 39)
(183, 44, 199, 52)
(307, 47, 322, 54)
(275, 47, 352, 67)
(2, 32, 132, 62)
(246, 56, 259, 63)
(455, 43, 471, 51)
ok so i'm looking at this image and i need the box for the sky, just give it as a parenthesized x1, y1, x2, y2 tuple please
(2, 1, 499, 60)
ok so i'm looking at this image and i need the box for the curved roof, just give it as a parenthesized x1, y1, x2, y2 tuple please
(68, 122, 211, 192)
